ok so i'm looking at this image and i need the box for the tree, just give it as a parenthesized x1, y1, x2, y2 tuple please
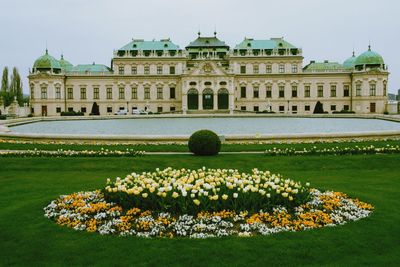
(313, 101, 324, 114)
(1, 67, 9, 107)
(9, 67, 23, 106)
(90, 102, 100, 115)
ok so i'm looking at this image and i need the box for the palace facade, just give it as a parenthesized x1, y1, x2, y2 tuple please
(29, 33, 389, 116)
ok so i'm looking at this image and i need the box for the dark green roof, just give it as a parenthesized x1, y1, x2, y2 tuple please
(33, 50, 61, 69)
(234, 38, 296, 50)
(354, 47, 384, 66)
(186, 36, 229, 49)
(69, 64, 112, 73)
(343, 52, 357, 69)
(303, 61, 345, 71)
(119, 39, 180, 51)
(59, 55, 73, 71)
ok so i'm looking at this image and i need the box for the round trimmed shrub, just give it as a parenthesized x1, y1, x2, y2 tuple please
(188, 130, 221, 156)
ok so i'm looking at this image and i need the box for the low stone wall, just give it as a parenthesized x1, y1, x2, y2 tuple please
(1, 114, 399, 143)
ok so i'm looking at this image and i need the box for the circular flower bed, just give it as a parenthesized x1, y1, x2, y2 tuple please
(44, 167, 374, 238)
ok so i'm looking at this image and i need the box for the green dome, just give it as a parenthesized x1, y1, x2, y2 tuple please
(59, 54, 73, 71)
(33, 50, 61, 70)
(343, 52, 356, 68)
(354, 47, 384, 66)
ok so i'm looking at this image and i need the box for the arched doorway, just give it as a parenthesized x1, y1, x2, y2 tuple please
(187, 89, 198, 110)
(218, 88, 229, 109)
(202, 89, 213, 110)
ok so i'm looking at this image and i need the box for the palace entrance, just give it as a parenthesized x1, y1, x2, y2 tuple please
(203, 89, 213, 110)
(218, 89, 229, 109)
(187, 89, 199, 110)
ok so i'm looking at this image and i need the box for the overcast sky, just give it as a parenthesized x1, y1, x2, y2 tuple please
(1, 0, 399, 94)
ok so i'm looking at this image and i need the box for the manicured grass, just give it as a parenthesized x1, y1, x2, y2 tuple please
(0, 154, 399, 266)
(0, 139, 399, 152)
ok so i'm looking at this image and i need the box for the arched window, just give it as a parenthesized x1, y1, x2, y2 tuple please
(188, 88, 198, 95)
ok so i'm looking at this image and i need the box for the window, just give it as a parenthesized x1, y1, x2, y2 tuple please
(356, 84, 362, 96)
(157, 106, 163, 113)
(118, 66, 124, 75)
(170, 87, 176, 99)
(81, 107, 87, 113)
(240, 86, 246, 98)
(292, 86, 297, 98)
(331, 105, 336, 111)
(253, 87, 259, 98)
(131, 87, 137, 99)
(266, 64, 272, 73)
(369, 84, 376, 96)
(279, 86, 285, 98)
(292, 105, 297, 113)
(279, 64, 285, 73)
(80, 88, 86, 100)
(157, 87, 163, 99)
(40, 86, 47, 99)
(241, 106, 246, 111)
(343, 85, 350, 97)
(55, 87, 61, 99)
(157, 66, 162, 74)
(279, 106, 285, 112)
(144, 87, 150, 99)
(253, 65, 259, 74)
(119, 87, 125, 99)
(344, 105, 349, 111)
(93, 88, 99, 100)
(291, 64, 298, 73)
(305, 105, 310, 111)
(56, 107, 61, 113)
(266, 86, 272, 98)
(169, 66, 175, 74)
(107, 107, 112, 113)
(330, 85, 336, 97)
(131, 66, 137, 74)
(144, 66, 150, 74)
(106, 88, 112, 99)
(67, 88, 73, 99)
(68, 107, 73, 112)
(304, 86, 310, 98)
(240, 65, 246, 74)
(170, 106, 176, 112)
(253, 106, 259, 112)
(317, 85, 324, 97)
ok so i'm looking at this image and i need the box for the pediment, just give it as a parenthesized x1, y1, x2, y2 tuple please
(187, 61, 228, 76)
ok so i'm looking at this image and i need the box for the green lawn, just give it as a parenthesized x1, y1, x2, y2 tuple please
(1, 154, 399, 266)
(0, 139, 399, 152)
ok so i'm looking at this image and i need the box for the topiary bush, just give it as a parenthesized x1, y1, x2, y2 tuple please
(188, 129, 221, 156)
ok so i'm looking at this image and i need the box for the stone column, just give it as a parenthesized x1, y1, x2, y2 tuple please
(182, 93, 187, 114)
(198, 93, 203, 110)
(229, 93, 234, 114)
(213, 92, 218, 110)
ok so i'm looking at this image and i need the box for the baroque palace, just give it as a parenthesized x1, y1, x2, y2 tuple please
(29, 32, 389, 116)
